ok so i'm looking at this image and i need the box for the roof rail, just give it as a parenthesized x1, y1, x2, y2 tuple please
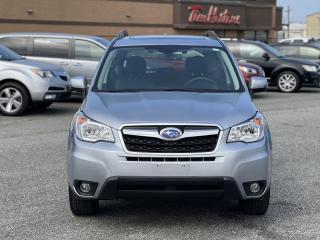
(204, 30, 218, 39)
(117, 30, 129, 39)
(102, 30, 129, 56)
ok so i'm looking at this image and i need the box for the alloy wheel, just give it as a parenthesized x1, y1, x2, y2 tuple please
(278, 73, 297, 92)
(0, 87, 23, 113)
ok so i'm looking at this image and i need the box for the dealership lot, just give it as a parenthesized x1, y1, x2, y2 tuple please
(1, 89, 320, 240)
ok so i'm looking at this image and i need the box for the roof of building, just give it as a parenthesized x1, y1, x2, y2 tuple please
(307, 12, 320, 17)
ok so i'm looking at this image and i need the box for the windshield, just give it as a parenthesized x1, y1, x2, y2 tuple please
(95, 46, 242, 92)
(263, 43, 284, 57)
(0, 45, 22, 61)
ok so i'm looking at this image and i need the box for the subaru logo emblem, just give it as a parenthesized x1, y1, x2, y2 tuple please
(160, 127, 182, 140)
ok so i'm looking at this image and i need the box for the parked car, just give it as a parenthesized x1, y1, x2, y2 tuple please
(0, 44, 70, 116)
(0, 33, 110, 81)
(279, 37, 320, 45)
(67, 31, 271, 216)
(224, 39, 320, 92)
(273, 43, 320, 64)
(238, 61, 266, 95)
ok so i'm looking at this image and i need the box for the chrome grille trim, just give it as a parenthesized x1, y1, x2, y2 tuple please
(118, 123, 223, 156)
(122, 127, 219, 140)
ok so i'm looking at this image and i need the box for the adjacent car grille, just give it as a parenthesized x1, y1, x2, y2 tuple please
(122, 126, 220, 153)
(48, 86, 65, 91)
(59, 75, 68, 81)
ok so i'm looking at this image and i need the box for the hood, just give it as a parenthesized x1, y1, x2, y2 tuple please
(281, 57, 318, 66)
(11, 59, 64, 71)
(238, 61, 260, 69)
(82, 91, 257, 130)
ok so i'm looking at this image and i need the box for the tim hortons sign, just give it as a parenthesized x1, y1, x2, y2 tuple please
(188, 5, 241, 25)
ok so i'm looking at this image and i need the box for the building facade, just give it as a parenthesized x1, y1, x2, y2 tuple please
(307, 12, 320, 38)
(0, 0, 282, 42)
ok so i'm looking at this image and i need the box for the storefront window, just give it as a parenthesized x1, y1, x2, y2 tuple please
(256, 31, 268, 43)
(214, 31, 225, 38)
(243, 31, 255, 40)
(243, 31, 268, 42)
(225, 31, 238, 39)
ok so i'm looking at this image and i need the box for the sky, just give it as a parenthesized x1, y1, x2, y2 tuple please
(277, 0, 320, 23)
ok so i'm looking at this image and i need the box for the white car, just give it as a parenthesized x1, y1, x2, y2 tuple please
(279, 38, 319, 44)
(0, 44, 71, 116)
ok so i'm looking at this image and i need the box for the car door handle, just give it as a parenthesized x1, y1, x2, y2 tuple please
(59, 62, 69, 66)
(73, 63, 83, 67)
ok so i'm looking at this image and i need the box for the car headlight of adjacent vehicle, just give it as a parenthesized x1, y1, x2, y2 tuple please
(302, 65, 318, 72)
(239, 66, 258, 75)
(75, 113, 114, 143)
(227, 112, 265, 143)
(31, 69, 56, 78)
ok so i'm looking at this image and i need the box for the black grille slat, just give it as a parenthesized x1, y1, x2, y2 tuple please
(123, 134, 218, 153)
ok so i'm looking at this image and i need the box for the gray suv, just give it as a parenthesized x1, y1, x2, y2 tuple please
(0, 32, 109, 81)
(67, 31, 272, 216)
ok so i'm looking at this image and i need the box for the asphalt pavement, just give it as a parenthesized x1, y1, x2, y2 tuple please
(1, 89, 320, 240)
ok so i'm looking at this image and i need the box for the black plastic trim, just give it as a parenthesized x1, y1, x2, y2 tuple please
(98, 177, 242, 200)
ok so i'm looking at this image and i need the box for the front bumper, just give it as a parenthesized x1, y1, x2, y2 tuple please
(303, 71, 320, 87)
(42, 91, 71, 101)
(67, 127, 272, 200)
(30, 75, 71, 101)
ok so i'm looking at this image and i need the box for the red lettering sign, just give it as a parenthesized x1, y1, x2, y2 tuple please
(188, 5, 241, 25)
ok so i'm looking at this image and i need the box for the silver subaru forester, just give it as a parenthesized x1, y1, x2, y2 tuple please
(67, 31, 272, 216)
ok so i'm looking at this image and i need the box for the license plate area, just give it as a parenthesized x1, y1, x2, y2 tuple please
(152, 162, 190, 175)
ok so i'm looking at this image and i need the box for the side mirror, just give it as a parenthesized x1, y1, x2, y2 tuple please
(249, 76, 268, 92)
(70, 76, 86, 89)
(262, 53, 270, 61)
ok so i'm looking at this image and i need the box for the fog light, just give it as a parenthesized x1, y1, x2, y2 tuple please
(44, 94, 56, 100)
(80, 183, 91, 193)
(249, 182, 261, 194)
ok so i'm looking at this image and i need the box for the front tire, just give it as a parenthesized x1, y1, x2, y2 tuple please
(239, 189, 270, 215)
(276, 71, 300, 93)
(0, 82, 30, 116)
(69, 188, 99, 216)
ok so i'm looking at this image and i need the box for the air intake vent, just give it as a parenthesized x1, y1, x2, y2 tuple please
(48, 87, 64, 91)
(59, 75, 68, 81)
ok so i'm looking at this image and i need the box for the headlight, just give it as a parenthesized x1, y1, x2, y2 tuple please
(75, 113, 114, 143)
(302, 65, 317, 72)
(227, 112, 265, 143)
(31, 69, 56, 78)
(239, 66, 258, 75)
